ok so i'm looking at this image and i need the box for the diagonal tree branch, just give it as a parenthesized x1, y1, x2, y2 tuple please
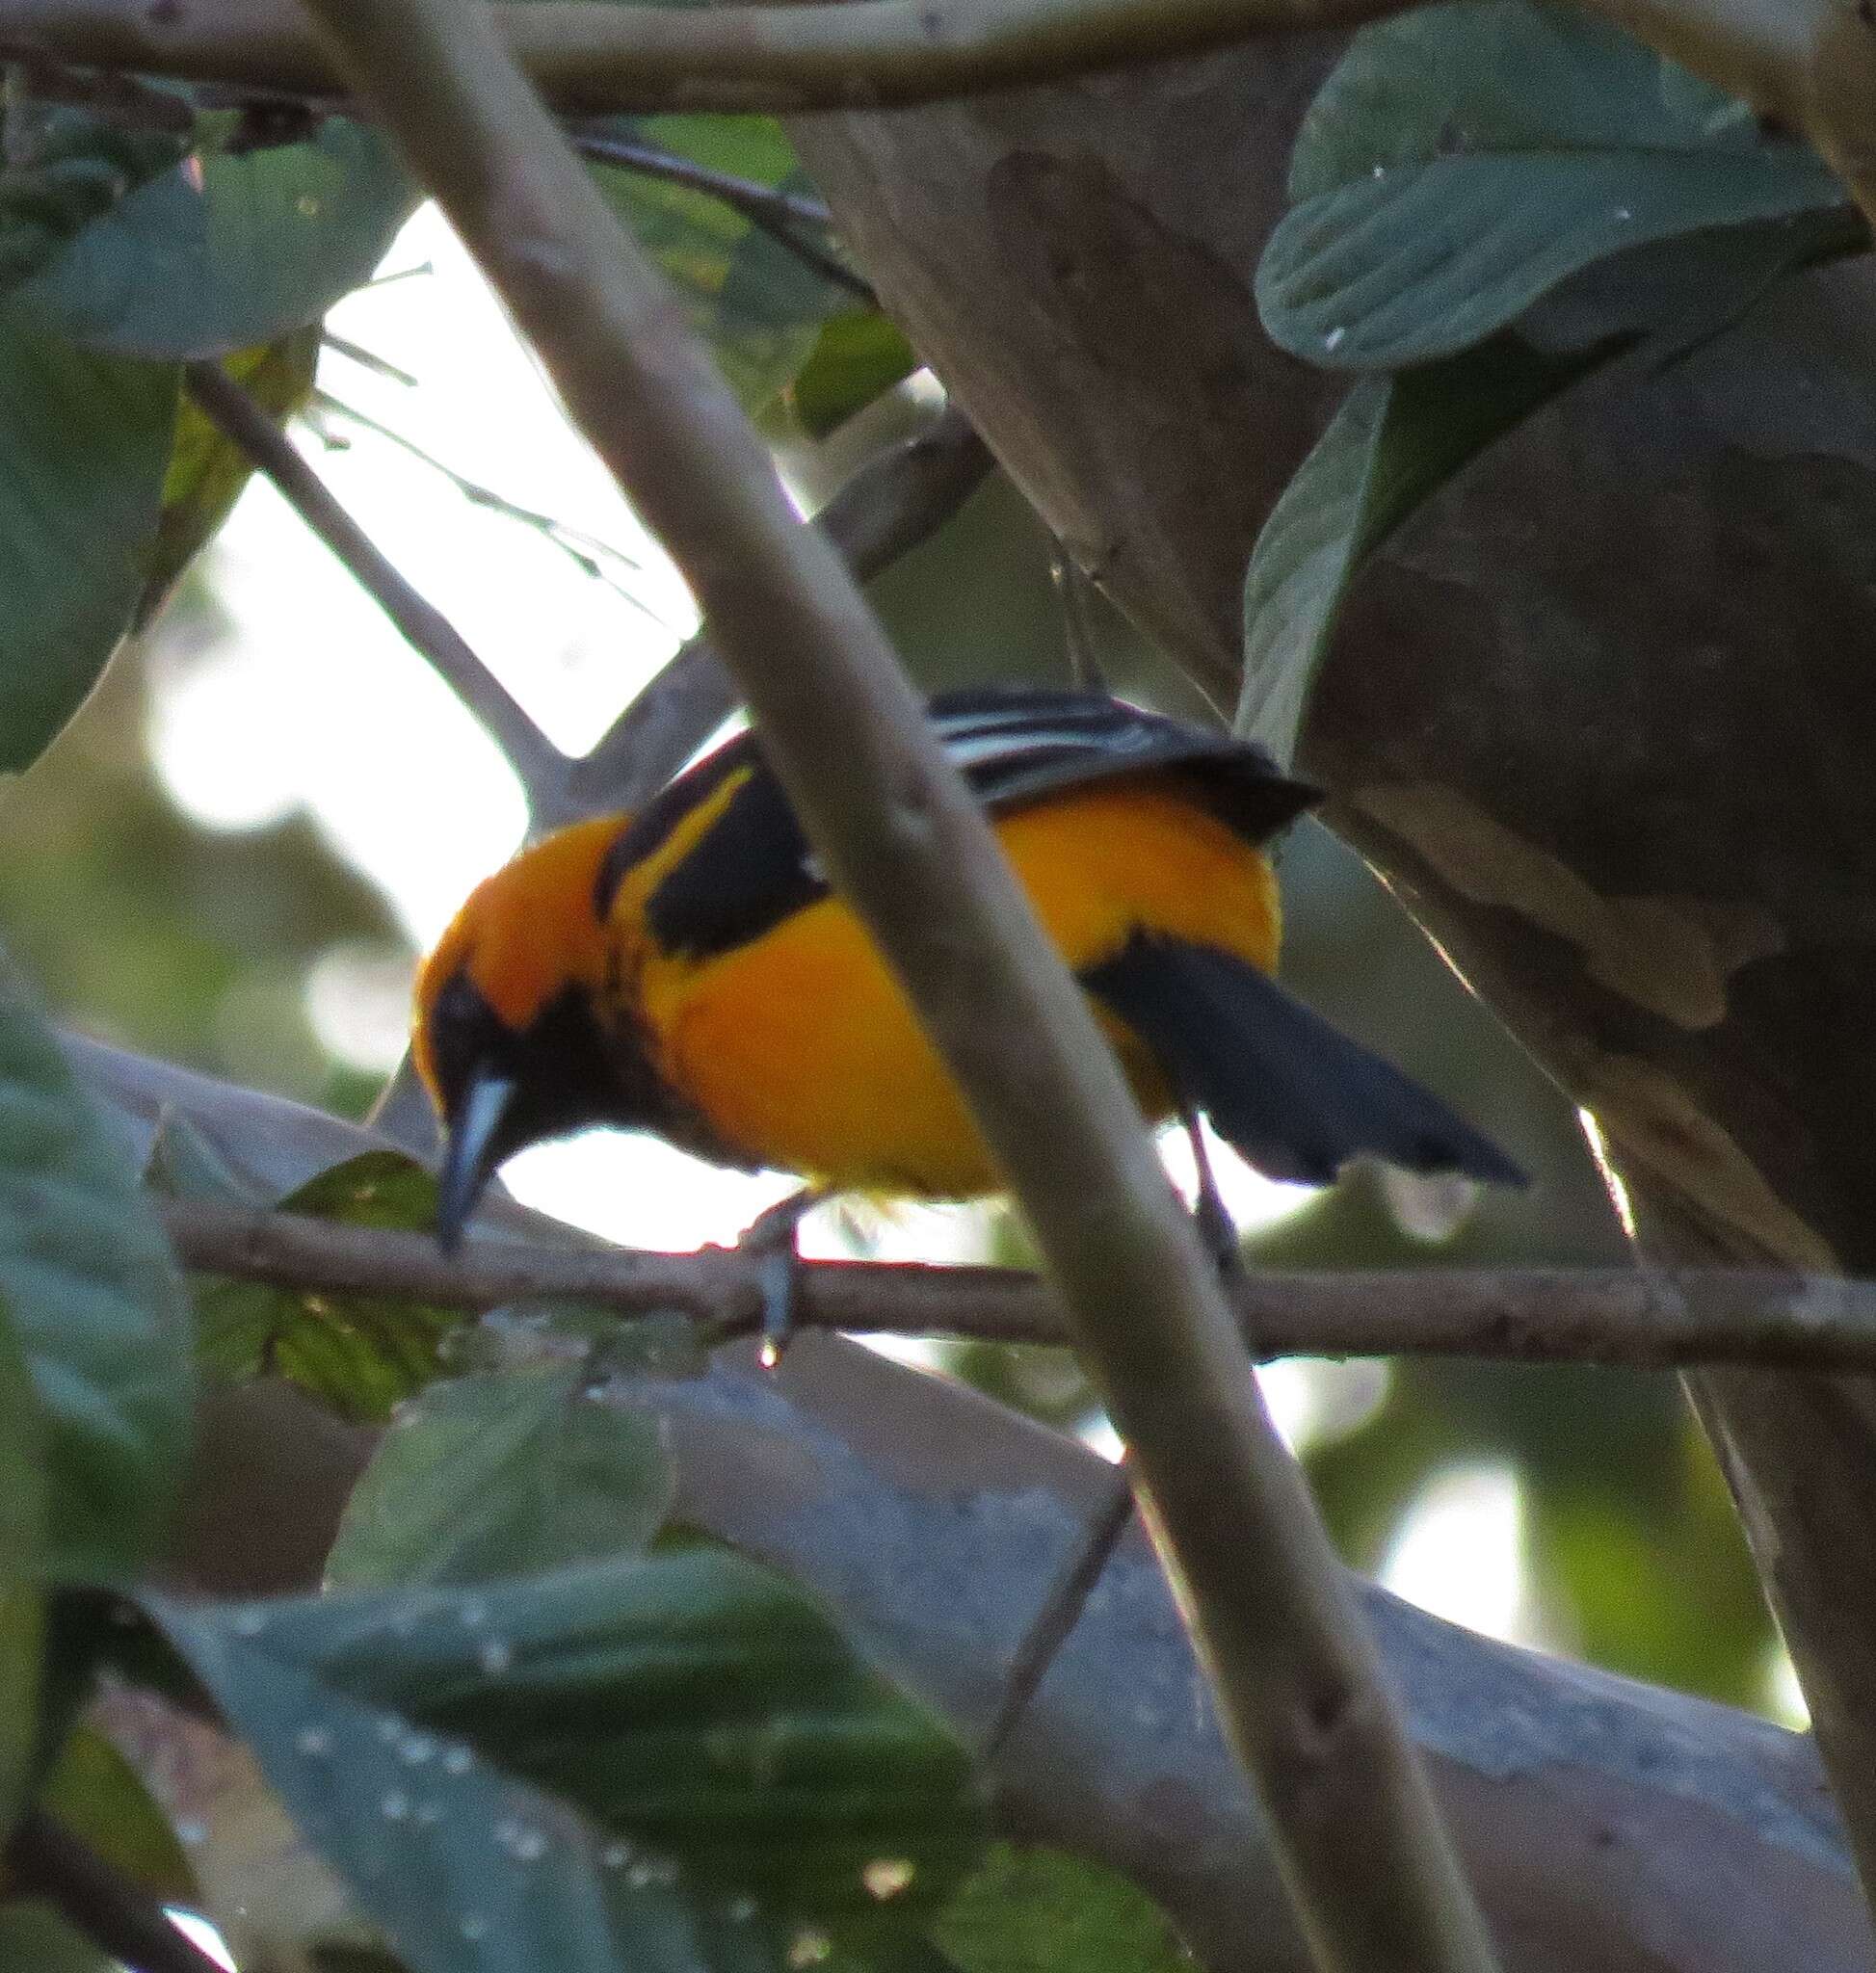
(158, 1194, 1876, 1375)
(291, 2, 1500, 1969)
(183, 359, 571, 812)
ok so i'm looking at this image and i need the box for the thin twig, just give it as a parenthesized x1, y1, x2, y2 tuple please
(569, 124, 876, 303)
(570, 129, 837, 229)
(554, 401, 991, 823)
(320, 330, 419, 387)
(183, 361, 570, 811)
(1051, 543, 1107, 689)
(309, 385, 663, 611)
(985, 1463, 1135, 1759)
(158, 1197, 1876, 1372)
(298, 0, 1503, 1965)
(5, 1810, 227, 1973)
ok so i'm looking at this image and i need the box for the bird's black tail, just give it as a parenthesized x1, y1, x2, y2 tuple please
(1083, 934, 1526, 1189)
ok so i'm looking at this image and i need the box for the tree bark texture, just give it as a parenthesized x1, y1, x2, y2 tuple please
(781, 37, 1876, 1927)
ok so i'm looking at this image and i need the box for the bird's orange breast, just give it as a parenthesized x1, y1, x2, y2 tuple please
(627, 782, 1281, 1197)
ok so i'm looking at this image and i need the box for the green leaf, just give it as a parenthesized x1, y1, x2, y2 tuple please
(0, 1306, 44, 1836)
(150, 1557, 984, 1972)
(21, 117, 415, 360)
(0, 300, 177, 771)
(193, 1151, 467, 1422)
(0, 964, 192, 1577)
(144, 1104, 272, 1208)
(0, 105, 188, 300)
(932, 1846, 1189, 1973)
(327, 1369, 674, 1590)
(0, 1905, 114, 1971)
(1255, 1, 1850, 369)
(1238, 334, 1600, 764)
(138, 330, 323, 629)
(35, 1723, 198, 1907)
(591, 117, 856, 412)
(148, 1593, 719, 1973)
(784, 313, 919, 438)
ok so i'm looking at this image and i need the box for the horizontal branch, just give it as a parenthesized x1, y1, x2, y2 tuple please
(0, 0, 1822, 134)
(158, 1197, 1876, 1371)
(0, 0, 1366, 110)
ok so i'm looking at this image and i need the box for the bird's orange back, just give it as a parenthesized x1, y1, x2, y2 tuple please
(633, 779, 1281, 1196)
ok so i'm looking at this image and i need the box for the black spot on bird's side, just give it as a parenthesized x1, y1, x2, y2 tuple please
(593, 734, 760, 921)
(1083, 934, 1525, 1189)
(644, 764, 828, 961)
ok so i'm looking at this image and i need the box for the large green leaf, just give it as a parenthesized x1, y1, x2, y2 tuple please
(0, 301, 177, 771)
(591, 117, 859, 413)
(0, 966, 192, 1577)
(193, 1151, 467, 1422)
(327, 1368, 674, 1590)
(150, 1556, 984, 1972)
(1238, 335, 1601, 764)
(0, 105, 187, 301)
(21, 117, 415, 360)
(1255, 2, 1851, 369)
(150, 1592, 741, 1973)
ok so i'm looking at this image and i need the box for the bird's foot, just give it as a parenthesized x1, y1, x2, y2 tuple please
(1181, 1105, 1243, 1277)
(737, 1187, 827, 1368)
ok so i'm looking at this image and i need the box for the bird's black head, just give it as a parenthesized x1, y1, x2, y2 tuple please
(417, 966, 625, 1249)
(410, 816, 636, 1249)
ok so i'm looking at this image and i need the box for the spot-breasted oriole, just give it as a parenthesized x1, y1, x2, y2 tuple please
(413, 688, 1523, 1249)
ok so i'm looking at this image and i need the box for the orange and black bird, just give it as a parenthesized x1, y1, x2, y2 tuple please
(413, 688, 1523, 1272)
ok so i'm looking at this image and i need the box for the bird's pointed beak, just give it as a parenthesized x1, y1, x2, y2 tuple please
(436, 1068, 516, 1253)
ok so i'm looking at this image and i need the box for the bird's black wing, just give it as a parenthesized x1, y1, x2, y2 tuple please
(927, 688, 1319, 844)
(605, 689, 1317, 963)
(1084, 933, 1527, 1188)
